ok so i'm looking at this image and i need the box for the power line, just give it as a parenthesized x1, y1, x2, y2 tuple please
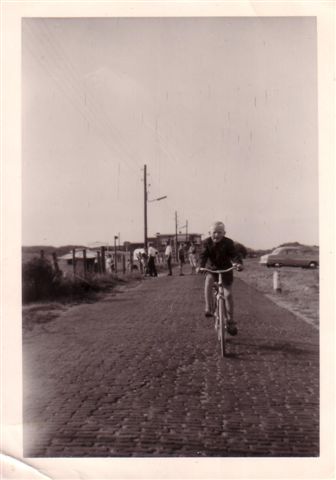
(38, 19, 140, 173)
(23, 21, 140, 175)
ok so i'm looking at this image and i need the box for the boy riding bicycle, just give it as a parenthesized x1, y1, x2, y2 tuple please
(198, 221, 243, 336)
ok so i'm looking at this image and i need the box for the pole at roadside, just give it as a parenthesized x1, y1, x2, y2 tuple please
(114, 235, 118, 275)
(143, 164, 167, 252)
(144, 164, 148, 250)
(175, 211, 178, 261)
(273, 269, 282, 293)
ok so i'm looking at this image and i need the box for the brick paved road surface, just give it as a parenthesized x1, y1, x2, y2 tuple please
(23, 271, 319, 457)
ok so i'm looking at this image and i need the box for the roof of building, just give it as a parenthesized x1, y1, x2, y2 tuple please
(58, 250, 97, 260)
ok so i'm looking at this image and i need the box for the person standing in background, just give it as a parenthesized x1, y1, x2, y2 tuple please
(165, 239, 173, 276)
(147, 243, 158, 277)
(105, 253, 113, 274)
(188, 241, 197, 274)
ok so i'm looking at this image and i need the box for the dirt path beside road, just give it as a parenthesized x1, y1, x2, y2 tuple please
(240, 259, 319, 328)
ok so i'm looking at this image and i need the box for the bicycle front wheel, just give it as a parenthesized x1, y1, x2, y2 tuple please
(218, 297, 227, 357)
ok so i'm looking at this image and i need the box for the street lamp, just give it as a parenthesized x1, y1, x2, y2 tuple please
(143, 165, 167, 250)
(148, 196, 167, 203)
(114, 235, 118, 274)
(145, 195, 167, 250)
(179, 220, 188, 242)
(175, 213, 188, 260)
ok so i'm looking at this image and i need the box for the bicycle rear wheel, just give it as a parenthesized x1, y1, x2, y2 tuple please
(218, 297, 227, 357)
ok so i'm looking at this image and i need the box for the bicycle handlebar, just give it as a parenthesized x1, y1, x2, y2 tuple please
(199, 266, 234, 274)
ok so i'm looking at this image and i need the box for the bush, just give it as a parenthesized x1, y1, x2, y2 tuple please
(22, 257, 55, 302)
(22, 258, 122, 304)
(234, 242, 247, 260)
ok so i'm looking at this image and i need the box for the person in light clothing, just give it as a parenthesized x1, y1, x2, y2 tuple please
(165, 240, 173, 276)
(188, 242, 197, 274)
(105, 254, 113, 273)
(147, 243, 158, 277)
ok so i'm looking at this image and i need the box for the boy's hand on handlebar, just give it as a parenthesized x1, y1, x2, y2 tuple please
(233, 263, 243, 271)
(196, 267, 206, 274)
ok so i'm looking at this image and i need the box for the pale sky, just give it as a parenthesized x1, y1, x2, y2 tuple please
(22, 17, 318, 250)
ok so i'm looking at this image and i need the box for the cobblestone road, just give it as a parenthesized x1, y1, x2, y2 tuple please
(23, 271, 319, 457)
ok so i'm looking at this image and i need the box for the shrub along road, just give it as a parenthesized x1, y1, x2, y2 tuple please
(23, 270, 319, 457)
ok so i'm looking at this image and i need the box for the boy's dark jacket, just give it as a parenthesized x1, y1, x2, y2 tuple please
(199, 236, 242, 269)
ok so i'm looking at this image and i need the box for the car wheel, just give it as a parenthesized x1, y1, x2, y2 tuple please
(309, 262, 317, 269)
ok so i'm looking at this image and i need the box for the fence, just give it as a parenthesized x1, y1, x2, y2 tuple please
(42, 247, 134, 279)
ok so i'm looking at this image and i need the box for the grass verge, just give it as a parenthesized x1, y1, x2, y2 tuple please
(240, 258, 319, 328)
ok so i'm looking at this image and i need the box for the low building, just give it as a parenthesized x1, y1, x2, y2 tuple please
(58, 247, 131, 277)
(58, 249, 97, 277)
(124, 233, 203, 259)
(148, 233, 202, 253)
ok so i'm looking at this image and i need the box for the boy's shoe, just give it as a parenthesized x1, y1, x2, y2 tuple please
(205, 311, 213, 318)
(227, 321, 238, 336)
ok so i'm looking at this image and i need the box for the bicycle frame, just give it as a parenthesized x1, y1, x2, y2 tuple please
(200, 266, 234, 357)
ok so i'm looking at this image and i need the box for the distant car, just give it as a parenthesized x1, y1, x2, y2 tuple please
(260, 247, 319, 268)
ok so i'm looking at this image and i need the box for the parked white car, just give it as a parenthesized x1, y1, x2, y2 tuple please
(260, 247, 319, 268)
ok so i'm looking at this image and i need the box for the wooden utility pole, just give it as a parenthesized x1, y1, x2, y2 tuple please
(83, 249, 87, 277)
(144, 164, 148, 250)
(96, 251, 101, 273)
(175, 211, 178, 261)
(114, 235, 118, 274)
(101, 246, 106, 274)
(72, 249, 76, 277)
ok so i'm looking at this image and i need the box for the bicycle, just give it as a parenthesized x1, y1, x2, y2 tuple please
(200, 265, 238, 357)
